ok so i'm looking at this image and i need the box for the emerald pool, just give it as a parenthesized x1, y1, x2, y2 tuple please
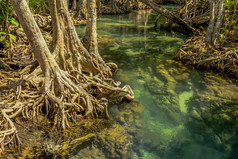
(75, 9, 238, 159)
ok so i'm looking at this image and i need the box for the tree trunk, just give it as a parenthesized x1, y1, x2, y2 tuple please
(8, 0, 134, 131)
(10, 0, 52, 75)
(83, 0, 99, 56)
(110, 0, 122, 13)
(110, 0, 119, 10)
(74, 0, 88, 20)
(82, 0, 113, 76)
(50, 0, 86, 72)
(123, 0, 130, 11)
(0, 0, 135, 152)
(72, 0, 77, 10)
(139, 0, 197, 34)
(50, 0, 108, 76)
(205, 0, 225, 46)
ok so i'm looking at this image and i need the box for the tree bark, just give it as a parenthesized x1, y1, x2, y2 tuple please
(72, 0, 77, 10)
(10, 0, 52, 75)
(50, 0, 104, 76)
(110, 0, 119, 10)
(82, 0, 114, 76)
(205, 0, 225, 46)
(123, 0, 130, 11)
(74, 0, 88, 20)
(139, 0, 197, 34)
(83, 0, 99, 55)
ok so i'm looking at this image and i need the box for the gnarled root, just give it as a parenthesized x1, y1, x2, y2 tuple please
(0, 103, 23, 153)
(175, 35, 238, 78)
(0, 61, 134, 153)
(41, 68, 134, 129)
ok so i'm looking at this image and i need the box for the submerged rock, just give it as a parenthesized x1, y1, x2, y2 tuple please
(186, 72, 238, 153)
(110, 101, 145, 157)
(97, 123, 133, 159)
(70, 122, 133, 159)
(70, 144, 106, 159)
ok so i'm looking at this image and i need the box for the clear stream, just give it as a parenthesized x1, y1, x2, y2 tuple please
(76, 8, 238, 159)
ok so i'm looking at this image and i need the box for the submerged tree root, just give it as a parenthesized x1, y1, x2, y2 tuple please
(175, 35, 238, 78)
(0, 66, 134, 153)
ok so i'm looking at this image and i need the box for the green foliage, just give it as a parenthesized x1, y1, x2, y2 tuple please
(29, 0, 50, 15)
(220, 0, 238, 42)
(227, 0, 236, 9)
(9, 17, 19, 25)
(0, 0, 19, 27)
(0, 0, 19, 49)
(0, 31, 16, 48)
(225, 0, 238, 22)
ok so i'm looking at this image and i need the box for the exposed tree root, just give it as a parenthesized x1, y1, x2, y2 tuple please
(0, 107, 22, 154)
(0, 60, 11, 71)
(99, 0, 148, 14)
(0, 0, 134, 155)
(0, 62, 134, 153)
(161, 1, 210, 32)
(33, 14, 52, 28)
(154, 0, 185, 4)
(175, 35, 238, 78)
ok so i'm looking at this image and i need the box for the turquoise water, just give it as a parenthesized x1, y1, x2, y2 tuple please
(76, 9, 238, 159)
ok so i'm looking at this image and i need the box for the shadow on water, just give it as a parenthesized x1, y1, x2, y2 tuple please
(75, 8, 238, 159)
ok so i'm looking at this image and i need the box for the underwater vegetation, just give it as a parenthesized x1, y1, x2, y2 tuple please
(93, 10, 238, 159)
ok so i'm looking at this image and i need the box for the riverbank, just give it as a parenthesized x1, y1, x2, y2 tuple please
(98, 0, 184, 15)
(158, 1, 238, 79)
(175, 35, 238, 79)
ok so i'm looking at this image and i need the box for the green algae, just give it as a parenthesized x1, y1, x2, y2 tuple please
(57, 133, 95, 157)
(133, 89, 142, 98)
(97, 123, 133, 159)
(125, 48, 143, 56)
(179, 90, 194, 114)
(161, 124, 184, 138)
(137, 79, 146, 85)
